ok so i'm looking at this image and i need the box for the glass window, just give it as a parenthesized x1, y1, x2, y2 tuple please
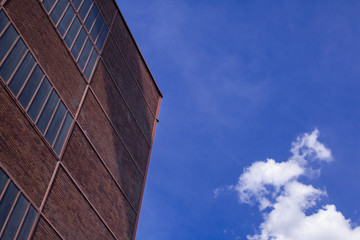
(77, 38, 92, 70)
(0, 25, 18, 64)
(64, 17, 81, 48)
(0, 182, 18, 230)
(45, 102, 67, 146)
(84, 48, 97, 79)
(42, 0, 56, 13)
(8, 53, 36, 96)
(0, 39, 27, 83)
(0, 169, 8, 196)
(90, 14, 103, 42)
(17, 206, 37, 240)
(78, 0, 92, 21)
(53, 112, 73, 155)
(72, 0, 83, 10)
(27, 78, 52, 122)
(57, 5, 76, 37)
(71, 27, 86, 60)
(50, 0, 69, 25)
(95, 24, 108, 51)
(1, 194, 28, 240)
(84, 3, 99, 32)
(36, 90, 60, 134)
(18, 66, 44, 109)
(0, 11, 9, 36)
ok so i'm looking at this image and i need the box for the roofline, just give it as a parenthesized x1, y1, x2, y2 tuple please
(111, 0, 163, 98)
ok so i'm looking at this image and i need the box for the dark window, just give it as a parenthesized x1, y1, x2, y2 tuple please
(77, 38, 92, 70)
(53, 112, 73, 155)
(1, 194, 28, 240)
(42, 0, 56, 13)
(18, 66, 43, 109)
(95, 24, 108, 51)
(72, 0, 83, 10)
(64, 17, 81, 48)
(57, 5, 76, 37)
(50, 0, 69, 25)
(0, 11, 8, 34)
(71, 27, 87, 60)
(78, 0, 92, 21)
(27, 78, 52, 122)
(90, 14, 103, 42)
(0, 169, 8, 195)
(8, 53, 36, 96)
(0, 25, 18, 66)
(36, 90, 60, 134)
(16, 206, 37, 240)
(84, 48, 98, 79)
(0, 39, 27, 83)
(45, 102, 67, 146)
(0, 182, 18, 230)
(84, 3, 99, 31)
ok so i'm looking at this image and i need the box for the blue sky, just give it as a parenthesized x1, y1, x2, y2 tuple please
(117, 1, 360, 239)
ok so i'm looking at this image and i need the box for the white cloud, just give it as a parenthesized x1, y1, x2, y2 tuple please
(221, 129, 360, 240)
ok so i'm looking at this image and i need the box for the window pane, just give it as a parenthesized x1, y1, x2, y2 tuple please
(45, 102, 66, 146)
(16, 206, 37, 240)
(27, 78, 52, 122)
(78, 0, 92, 21)
(42, 0, 56, 13)
(0, 39, 27, 83)
(50, 0, 69, 25)
(0, 11, 9, 36)
(72, 0, 83, 10)
(36, 90, 59, 134)
(84, 48, 97, 79)
(0, 182, 18, 230)
(90, 15, 103, 42)
(54, 112, 73, 155)
(84, 4, 98, 31)
(57, 5, 75, 37)
(77, 38, 92, 70)
(0, 169, 8, 196)
(0, 25, 18, 64)
(95, 24, 108, 51)
(71, 27, 86, 59)
(64, 17, 81, 48)
(8, 53, 36, 96)
(18, 66, 43, 109)
(1, 194, 28, 240)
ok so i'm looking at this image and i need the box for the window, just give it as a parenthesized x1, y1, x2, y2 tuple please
(0, 10, 73, 156)
(41, 0, 108, 81)
(0, 168, 38, 240)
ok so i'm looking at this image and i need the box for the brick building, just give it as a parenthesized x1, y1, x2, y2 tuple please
(0, 0, 162, 239)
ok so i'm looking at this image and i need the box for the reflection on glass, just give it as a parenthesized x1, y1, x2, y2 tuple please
(0, 182, 18, 230)
(17, 206, 37, 240)
(42, 0, 56, 13)
(84, 48, 97, 79)
(54, 112, 73, 155)
(57, 5, 76, 37)
(71, 28, 87, 60)
(18, 66, 44, 109)
(0, 25, 17, 62)
(77, 38, 92, 70)
(27, 78, 52, 122)
(1, 194, 28, 240)
(64, 17, 81, 48)
(50, 0, 68, 25)
(45, 102, 67, 146)
(36, 90, 60, 134)
(8, 52, 35, 96)
(0, 39, 27, 83)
